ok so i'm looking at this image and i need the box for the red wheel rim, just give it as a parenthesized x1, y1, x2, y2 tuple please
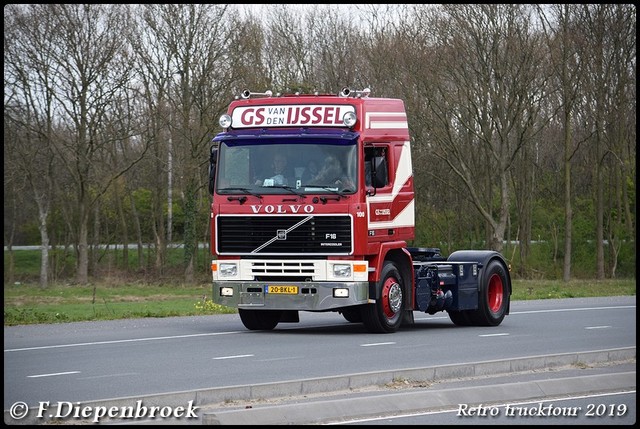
(487, 273, 504, 313)
(381, 277, 402, 319)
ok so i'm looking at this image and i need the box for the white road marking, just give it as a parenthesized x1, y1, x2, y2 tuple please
(5, 331, 241, 352)
(28, 371, 80, 378)
(213, 354, 254, 360)
(361, 342, 396, 347)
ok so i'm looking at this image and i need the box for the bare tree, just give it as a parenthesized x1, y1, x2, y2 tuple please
(579, 4, 636, 279)
(356, 4, 414, 97)
(305, 5, 371, 91)
(128, 5, 179, 272)
(4, 5, 150, 284)
(537, 5, 589, 281)
(3, 115, 28, 285)
(133, 4, 239, 281)
(408, 5, 550, 252)
(5, 5, 62, 287)
(262, 5, 319, 92)
(4, 4, 635, 283)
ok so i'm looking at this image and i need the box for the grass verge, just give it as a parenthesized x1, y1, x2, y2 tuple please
(3, 278, 635, 326)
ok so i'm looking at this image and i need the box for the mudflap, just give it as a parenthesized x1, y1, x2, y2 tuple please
(402, 310, 414, 326)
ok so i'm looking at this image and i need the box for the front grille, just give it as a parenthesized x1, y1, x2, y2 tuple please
(251, 261, 317, 281)
(216, 215, 352, 255)
(251, 261, 316, 275)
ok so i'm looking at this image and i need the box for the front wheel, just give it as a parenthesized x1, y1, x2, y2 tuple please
(339, 306, 363, 323)
(238, 309, 281, 330)
(467, 259, 510, 326)
(361, 261, 405, 333)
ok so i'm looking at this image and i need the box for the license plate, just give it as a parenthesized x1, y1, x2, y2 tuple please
(266, 285, 298, 294)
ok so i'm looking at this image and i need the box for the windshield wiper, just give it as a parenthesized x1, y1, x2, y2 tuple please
(305, 185, 347, 196)
(304, 184, 348, 203)
(218, 187, 263, 200)
(265, 185, 307, 198)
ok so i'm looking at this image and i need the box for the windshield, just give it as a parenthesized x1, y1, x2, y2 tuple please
(216, 141, 357, 195)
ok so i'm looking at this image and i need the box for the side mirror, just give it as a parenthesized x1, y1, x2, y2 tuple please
(208, 146, 217, 195)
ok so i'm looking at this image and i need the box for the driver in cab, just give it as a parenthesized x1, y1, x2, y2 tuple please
(256, 153, 289, 186)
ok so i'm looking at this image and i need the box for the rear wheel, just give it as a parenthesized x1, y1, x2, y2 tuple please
(361, 261, 404, 333)
(447, 309, 473, 326)
(238, 309, 281, 330)
(467, 260, 509, 326)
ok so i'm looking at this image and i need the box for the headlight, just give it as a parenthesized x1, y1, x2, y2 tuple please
(219, 263, 238, 277)
(333, 264, 352, 278)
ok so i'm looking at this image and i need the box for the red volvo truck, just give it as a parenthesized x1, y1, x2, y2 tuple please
(208, 88, 511, 333)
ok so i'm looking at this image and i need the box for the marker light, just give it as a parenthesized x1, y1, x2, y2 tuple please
(220, 287, 234, 297)
(333, 288, 349, 298)
(343, 111, 357, 127)
(219, 114, 232, 129)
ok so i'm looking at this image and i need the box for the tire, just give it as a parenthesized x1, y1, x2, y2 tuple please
(447, 309, 473, 326)
(339, 306, 363, 323)
(238, 309, 281, 330)
(467, 259, 510, 326)
(361, 261, 405, 333)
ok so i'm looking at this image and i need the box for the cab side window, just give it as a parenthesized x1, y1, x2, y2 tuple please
(365, 146, 388, 189)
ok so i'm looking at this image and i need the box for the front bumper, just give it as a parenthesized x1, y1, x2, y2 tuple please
(212, 280, 370, 311)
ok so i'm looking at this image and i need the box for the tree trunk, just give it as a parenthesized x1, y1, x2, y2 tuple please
(37, 200, 50, 289)
(595, 136, 605, 280)
(76, 202, 90, 285)
(115, 185, 129, 271)
(91, 201, 101, 277)
(562, 115, 573, 282)
(183, 182, 198, 283)
(129, 194, 144, 270)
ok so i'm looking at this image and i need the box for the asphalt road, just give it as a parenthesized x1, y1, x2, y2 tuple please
(4, 296, 636, 425)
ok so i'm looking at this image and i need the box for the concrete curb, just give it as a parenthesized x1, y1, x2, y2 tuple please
(197, 347, 636, 407)
(202, 371, 636, 425)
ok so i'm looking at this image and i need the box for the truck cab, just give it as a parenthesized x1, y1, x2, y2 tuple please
(209, 88, 511, 333)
